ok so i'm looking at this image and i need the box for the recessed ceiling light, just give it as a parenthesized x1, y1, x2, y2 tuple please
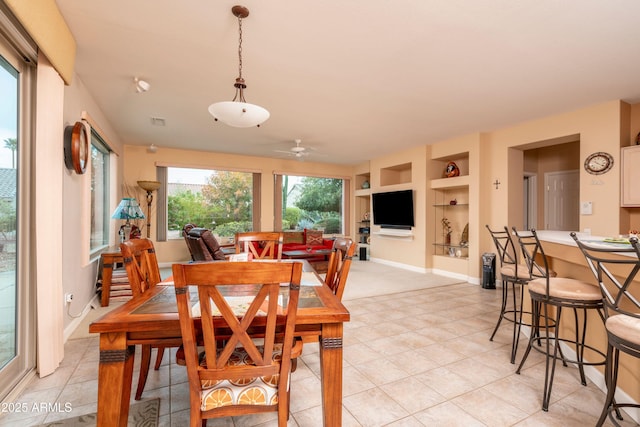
(150, 117, 166, 126)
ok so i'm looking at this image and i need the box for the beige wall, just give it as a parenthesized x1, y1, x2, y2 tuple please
(367, 145, 428, 270)
(122, 145, 354, 264)
(472, 100, 629, 277)
(61, 74, 124, 330)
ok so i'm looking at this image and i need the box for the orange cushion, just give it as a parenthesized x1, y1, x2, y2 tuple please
(199, 345, 284, 410)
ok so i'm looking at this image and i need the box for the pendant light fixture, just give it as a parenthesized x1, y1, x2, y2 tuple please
(208, 5, 269, 128)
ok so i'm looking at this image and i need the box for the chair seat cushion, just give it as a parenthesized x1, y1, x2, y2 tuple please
(606, 314, 640, 345)
(500, 264, 532, 280)
(528, 277, 602, 301)
(199, 344, 289, 411)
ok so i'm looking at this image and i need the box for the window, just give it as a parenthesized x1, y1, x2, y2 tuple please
(275, 174, 349, 235)
(163, 167, 258, 240)
(89, 131, 110, 257)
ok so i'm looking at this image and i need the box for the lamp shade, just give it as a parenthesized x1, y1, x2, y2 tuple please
(111, 198, 145, 220)
(208, 101, 270, 128)
(137, 180, 161, 192)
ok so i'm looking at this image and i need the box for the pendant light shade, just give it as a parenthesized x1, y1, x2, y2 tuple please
(208, 101, 270, 128)
(208, 5, 269, 128)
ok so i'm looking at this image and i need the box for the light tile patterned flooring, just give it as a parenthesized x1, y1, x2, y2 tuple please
(1, 280, 638, 426)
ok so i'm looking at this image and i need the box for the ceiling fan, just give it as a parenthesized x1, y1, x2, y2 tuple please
(274, 139, 316, 160)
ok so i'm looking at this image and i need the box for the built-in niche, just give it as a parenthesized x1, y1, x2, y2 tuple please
(380, 163, 411, 186)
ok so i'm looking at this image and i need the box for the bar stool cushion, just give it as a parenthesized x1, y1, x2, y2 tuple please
(500, 264, 534, 280)
(528, 277, 602, 300)
(606, 314, 640, 345)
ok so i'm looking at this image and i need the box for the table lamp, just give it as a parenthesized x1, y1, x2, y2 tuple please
(112, 197, 145, 243)
(137, 180, 161, 238)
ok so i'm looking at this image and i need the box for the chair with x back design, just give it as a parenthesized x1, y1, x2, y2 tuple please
(572, 232, 640, 426)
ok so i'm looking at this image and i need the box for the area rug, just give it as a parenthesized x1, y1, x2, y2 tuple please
(342, 260, 466, 300)
(34, 398, 159, 427)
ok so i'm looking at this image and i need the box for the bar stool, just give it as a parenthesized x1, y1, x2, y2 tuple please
(486, 225, 534, 363)
(513, 228, 606, 411)
(572, 232, 640, 426)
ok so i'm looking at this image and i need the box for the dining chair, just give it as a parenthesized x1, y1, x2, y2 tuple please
(234, 231, 284, 260)
(486, 225, 536, 363)
(513, 228, 606, 411)
(120, 238, 182, 400)
(571, 232, 640, 426)
(324, 237, 355, 301)
(172, 260, 303, 427)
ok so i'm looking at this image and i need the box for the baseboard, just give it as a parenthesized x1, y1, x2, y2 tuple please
(431, 267, 480, 285)
(63, 294, 101, 343)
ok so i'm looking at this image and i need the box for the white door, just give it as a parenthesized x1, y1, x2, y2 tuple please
(544, 170, 579, 231)
(523, 174, 537, 230)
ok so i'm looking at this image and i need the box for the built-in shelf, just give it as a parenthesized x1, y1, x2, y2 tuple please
(373, 229, 414, 239)
(430, 175, 470, 189)
(380, 163, 412, 186)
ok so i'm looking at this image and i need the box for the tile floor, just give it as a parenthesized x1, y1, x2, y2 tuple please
(1, 281, 638, 426)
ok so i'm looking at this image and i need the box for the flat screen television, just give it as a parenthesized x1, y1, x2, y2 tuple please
(372, 189, 414, 229)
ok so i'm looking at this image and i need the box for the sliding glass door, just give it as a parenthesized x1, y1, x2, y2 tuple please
(0, 20, 36, 400)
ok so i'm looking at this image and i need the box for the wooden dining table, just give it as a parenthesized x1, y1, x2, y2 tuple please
(88, 261, 350, 426)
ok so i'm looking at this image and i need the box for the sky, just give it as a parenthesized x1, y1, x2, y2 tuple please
(168, 167, 303, 189)
(0, 57, 18, 169)
(168, 167, 213, 184)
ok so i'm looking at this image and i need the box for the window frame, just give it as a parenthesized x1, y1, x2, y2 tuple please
(157, 165, 261, 241)
(274, 172, 350, 236)
(88, 130, 111, 259)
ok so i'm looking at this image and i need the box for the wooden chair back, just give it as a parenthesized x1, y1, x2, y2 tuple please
(234, 231, 284, 260)
(172, 261, 302, 426)
(324, 237, 355, 300)
(120, 238, 161, 298)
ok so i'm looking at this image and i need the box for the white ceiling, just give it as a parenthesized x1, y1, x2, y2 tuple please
(55, 0, 640, 165)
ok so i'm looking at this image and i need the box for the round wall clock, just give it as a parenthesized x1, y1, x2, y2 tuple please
(64, 121, 89, 174)
(584, 151, 613, 175)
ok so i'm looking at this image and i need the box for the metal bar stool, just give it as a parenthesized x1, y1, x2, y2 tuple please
(513, 228, 606, 411)
(572, 232, 640, 426)
(486, 225, 534, 363)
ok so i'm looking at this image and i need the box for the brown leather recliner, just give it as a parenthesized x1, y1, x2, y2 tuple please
(182, 224, 226, 261)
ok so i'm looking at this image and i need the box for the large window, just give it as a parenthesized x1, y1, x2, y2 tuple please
(89, 132, 110, 256)
(276, 174, 348, 234)
(164, 167, 257, 240)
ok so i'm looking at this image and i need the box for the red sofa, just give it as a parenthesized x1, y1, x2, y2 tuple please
(282, 229, 333, 253)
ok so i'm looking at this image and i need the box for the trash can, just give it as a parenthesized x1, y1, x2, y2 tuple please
(482, 253, 496, 289)
(359, 246, 368, 261)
